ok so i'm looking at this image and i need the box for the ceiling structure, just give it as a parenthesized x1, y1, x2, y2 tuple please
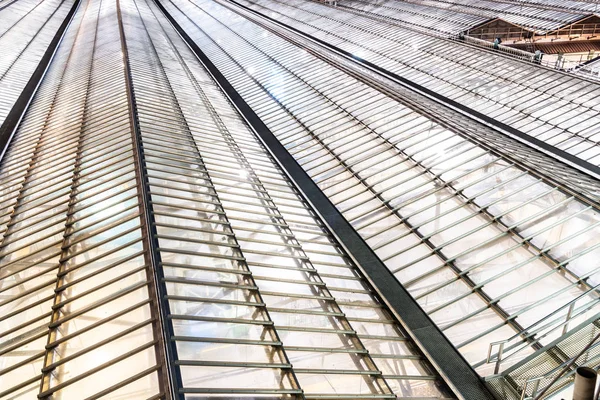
(1, 0, 600, 399)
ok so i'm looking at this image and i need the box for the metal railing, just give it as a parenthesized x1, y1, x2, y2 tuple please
(457, 34, 600, 77)
(485, 286, 600, 375)
(485, 315, 600, 400)
(458, 34, 536, 60)
(575, 59, 600, 78)
(520, 332, 600, 399)
(468, 22, 600, 43)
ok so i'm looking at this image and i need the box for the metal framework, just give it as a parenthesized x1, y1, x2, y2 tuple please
(0, 0, 458, 398)
(0, 0, 167, 396)
(3, 0, 600, 398)
(235, 0, 600, 169)
(374, 0, 590, 33)
(0, 0, 78, 157)
(159, 0, 600, 379)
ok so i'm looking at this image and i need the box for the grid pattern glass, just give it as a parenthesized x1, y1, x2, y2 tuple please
(502, 0, 600, 14)
(0, 0, 454, 397)
(333, 0, 488, 35)
(232, 0, 600, 168)
(362, 0, 589, 33)
(123, 0, 452, 396)
(0, 0, 166, 397)
(0, 0, 74, 126)
(161, 0, 600, 376)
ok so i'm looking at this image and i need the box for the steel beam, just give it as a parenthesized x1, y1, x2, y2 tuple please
(116, 1, 179, 398)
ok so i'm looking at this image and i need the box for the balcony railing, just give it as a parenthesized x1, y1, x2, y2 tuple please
(482, 286, 600, 375)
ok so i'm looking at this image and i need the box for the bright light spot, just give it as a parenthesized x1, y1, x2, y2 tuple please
(94, 350, 113, 365)
(246, 66, 255, 75)
(239, 170, 249, 179)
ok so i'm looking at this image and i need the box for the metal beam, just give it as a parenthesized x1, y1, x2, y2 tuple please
(153, 1, 496, 398)
(116, 1, 179, 398)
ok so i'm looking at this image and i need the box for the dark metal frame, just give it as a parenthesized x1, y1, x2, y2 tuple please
(116, 1, 180, 398)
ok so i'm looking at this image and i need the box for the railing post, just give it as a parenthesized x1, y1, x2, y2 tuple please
(495, 342, 506, 374)
(531, 379, 540, 399)
(488, 341, 507, 374)
(520, 379, 536, 400)
(520, 378, 541, 400)
(564, 302, 576, 335)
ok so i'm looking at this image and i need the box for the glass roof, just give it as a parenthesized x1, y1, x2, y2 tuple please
(335, 0, 488, 35)
(2, 0, 600, 397)
(234, 0, 600, 167)
(576, 55, 600, 79)
(0, 0, 453, 397)
(336, 0, 600, 36)
(0, 0, 74, 126)
(0, 0, 163, 397)
(161, 0, 600, 376)
(496, 0, 600, 14)
(395, 0, 587, 32)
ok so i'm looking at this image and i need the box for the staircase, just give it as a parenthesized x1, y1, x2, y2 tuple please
(485, 315, 600, 400)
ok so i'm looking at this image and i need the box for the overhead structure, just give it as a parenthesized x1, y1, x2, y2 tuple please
(2, 0, 600, 399)
(0, 0, 76, 127)
(336, 0, 594, 36)
(0, 0, 459, 398)
(335, 0, 600, 67)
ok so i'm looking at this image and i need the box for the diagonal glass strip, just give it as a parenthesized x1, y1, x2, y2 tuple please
(0, 0, 168, 398)
(378, 0, 596, 32)
(368, 0, 586, 33)
(328, 0, 488, 36)
(161, 0, 600, 376)
(10, 0, 597, 395)
(122, 1, 300, 396)
(118, 0, 455, 397)
(0, 0, 75, 126)
(0, 1, 96, 396)
(234, 0, 600, 168)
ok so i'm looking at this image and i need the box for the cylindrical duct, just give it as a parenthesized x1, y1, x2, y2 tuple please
(573, 367, 597, 400)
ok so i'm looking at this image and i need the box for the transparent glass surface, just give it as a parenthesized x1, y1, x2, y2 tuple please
(233, 0, 600, 170)
(0, 0, 162, 397)
(351, 0, 588, 33)
(0, 0, 74, 126)
(118, 0, 454, 396)
(161, 0, 600, 378)
(8, 0, 597, 394)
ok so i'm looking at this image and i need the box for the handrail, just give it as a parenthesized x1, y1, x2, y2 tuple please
(486, 305, 600, 374)
(460, 35, 599, 74)
(575, 59, 600, 78)
(458, 34, 536, 60)
(331, 2, 542, 65)
(511, 286, 600, 341)
(486, 286, 600, 374)
(333, 0, 600, 79)
(521, 333, 600, 399)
